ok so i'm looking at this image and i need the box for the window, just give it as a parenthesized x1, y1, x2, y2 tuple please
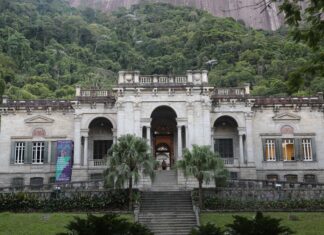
(32, 142, 45, 164)
(304, 174, 316, 184)
(265, 139, 276, 161)
(11, 177, 24, 189)
(285, 174, 298, 183)
(302, 139, 313, 161)
(282, 139, 295, 161)
(230, 172, 238, 180)
(267, 174, 279, 181)
(214, 139, 233, 158)
(15, 142, 25, 164)
(30, 177, 44, 190)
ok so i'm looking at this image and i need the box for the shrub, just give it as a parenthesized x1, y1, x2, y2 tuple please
(0, 190, 130, 212)
(203, 196, 324, 211)
(190, 223, 224, 235)
(226, 211, 294, 235)
(57, 214, 153, 235)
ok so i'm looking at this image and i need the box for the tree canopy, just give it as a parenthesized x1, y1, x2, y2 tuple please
(0, 0, 323, 99)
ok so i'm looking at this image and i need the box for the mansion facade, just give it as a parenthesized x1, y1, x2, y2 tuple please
(0, 70, 323, 188)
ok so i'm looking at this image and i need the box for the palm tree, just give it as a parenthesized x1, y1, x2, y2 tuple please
(177, 145, 228, 209)
(104, 134, 156, 210)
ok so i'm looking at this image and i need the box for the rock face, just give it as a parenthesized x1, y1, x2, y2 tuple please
(69, 0, 285, 30)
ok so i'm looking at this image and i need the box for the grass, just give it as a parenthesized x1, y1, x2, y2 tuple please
(201, 212, 324, 235)
(0, 212, 133, 235)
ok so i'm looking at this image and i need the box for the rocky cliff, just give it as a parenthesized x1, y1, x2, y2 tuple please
(69, 0, 284, 30)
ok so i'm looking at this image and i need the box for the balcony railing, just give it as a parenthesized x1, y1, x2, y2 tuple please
(89, 159, 106, 167)
(221, 158, 235, 165)
(139, 75, 188, 84)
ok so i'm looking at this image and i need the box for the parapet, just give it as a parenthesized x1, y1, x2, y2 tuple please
(117, 70, 209, 86)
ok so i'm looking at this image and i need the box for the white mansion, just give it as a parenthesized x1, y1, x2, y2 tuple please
(0, 70, 323, 188)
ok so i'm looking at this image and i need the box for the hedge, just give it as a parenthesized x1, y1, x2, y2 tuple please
(0, 190, 131, 212)
(203, 196, 324, 211)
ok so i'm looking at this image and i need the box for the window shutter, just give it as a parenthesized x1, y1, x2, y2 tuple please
(10, 142, 16, 164)
(43, 142, 49, 163)
(312, 137, 317, 161)
(26, 142, 33, 164)
(262, 139, 266, 161)
(275, 139, 282, 161)
(294, 138, 301, 161)
(51, 141, 57, 164)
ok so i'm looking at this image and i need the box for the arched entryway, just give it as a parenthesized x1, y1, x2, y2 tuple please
(88, 117, 113, 166)
(213, 116, 239, 164)
(150, 106, 177, 170)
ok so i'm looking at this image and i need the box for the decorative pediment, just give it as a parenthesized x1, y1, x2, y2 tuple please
(25, 115, 54, 124)
(272, 112, 301, 121)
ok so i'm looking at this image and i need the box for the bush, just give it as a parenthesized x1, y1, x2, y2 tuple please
(0, 190, 130, 212)
(57, 214, 153, 235)
(190, 223, 223, 235)
(227, 211, 294, 235)
(203, 196, 324, 211)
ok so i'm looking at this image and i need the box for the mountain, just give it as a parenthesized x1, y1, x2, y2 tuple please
(69, 0, 284, 30)
(0, 0, 320, 100)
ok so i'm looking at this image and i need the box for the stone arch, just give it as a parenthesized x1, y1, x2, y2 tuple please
(150, 105, 178, 169)
(213, 115, 240, 160)
(88, 117, 114, 162)
(212, 115, 240, 128)
(84, 115, 116, 130)
(149, 105, 178, 120)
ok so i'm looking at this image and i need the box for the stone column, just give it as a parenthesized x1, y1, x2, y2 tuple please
(245, 113, 255, 165)
(177, 125, 183, 160)
(83, 134, 88, 166)
(239, 132, 245, 166)
(210, 127, 214, 151)
(112, 128, 118, 144)
(146, 126, 151, 152)
(73, 116, 81, 167)
(185, 125, 189, 149)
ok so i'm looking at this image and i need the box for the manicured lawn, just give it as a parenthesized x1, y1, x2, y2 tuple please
(201, 212, 324, 235)
(0, 212, 133, 235)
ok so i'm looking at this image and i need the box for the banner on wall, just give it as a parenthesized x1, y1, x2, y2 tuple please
(55, 140, 73, 183)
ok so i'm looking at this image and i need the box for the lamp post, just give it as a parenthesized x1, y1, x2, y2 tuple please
(206, 59, 218, 71)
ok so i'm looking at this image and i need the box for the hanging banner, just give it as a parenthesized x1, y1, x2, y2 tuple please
(55, 140, 73, 182)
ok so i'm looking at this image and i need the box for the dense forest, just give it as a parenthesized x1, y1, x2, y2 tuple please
(0, 0, 323, 99)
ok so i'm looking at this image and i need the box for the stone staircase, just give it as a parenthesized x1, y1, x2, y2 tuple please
(138, 170, 197, 235)
(151, 170, 180, 191)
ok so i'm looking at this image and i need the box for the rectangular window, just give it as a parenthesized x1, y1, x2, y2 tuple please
(302, 139, 313, 161)
(282, 139, 295, 161)
(15, 142, 25, 164)
(214, 139, 233, 158)
(265, 139, 276, 161)
(32, 142, 45, 164)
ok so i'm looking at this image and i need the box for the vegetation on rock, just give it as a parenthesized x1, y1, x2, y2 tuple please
(0, 0, 323, 99)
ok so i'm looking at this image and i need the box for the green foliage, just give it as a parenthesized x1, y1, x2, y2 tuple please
(0, 190, 129, 212)
(203, 196, 324, 211)
(190, 223, 224, 235)
(227, 211, 294, 235)
(57, 213, 153, 235)
(177, 145, 228, 208)
(104, 134, 157, 210)
(0, 0, 322, 98)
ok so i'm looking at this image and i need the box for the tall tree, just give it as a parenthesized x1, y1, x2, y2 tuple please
(177, 145, 228, 209)
(104, 134, 156, 210)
